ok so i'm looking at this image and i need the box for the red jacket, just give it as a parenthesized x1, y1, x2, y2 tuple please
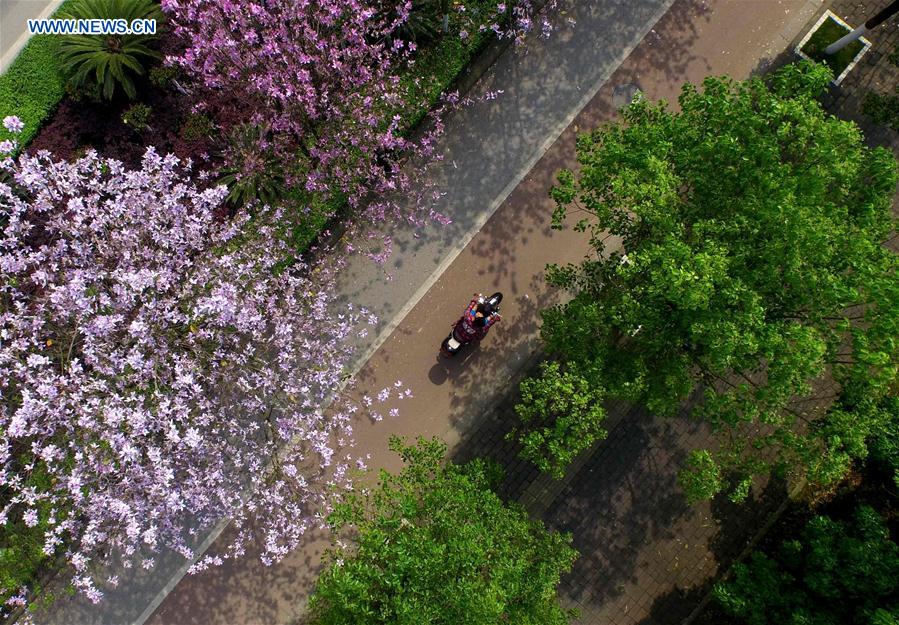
(454, 297, 500, 341)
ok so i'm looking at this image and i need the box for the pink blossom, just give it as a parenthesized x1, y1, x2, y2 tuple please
(2, 115, 23, 133)
(0, 147, 365, 606)
(22, 509, 38, 527)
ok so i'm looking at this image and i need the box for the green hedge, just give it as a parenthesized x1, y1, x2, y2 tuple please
(0, 1, 75, 149)
(398, 0, 501, 132)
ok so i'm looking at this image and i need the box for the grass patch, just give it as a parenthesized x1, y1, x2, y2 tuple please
(276, 191, 343, 268)
(0, 0, 77, 150)
(800, 15, 864, 79)
(0, 464, 63, 610)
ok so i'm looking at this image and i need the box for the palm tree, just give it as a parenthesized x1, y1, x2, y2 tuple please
(59, 0, 164, 101)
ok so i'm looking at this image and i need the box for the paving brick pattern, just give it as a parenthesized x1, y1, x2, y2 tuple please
(818, 1, 899, 153)
(453, 390, 784, 625)
(451, 4, 899, 625)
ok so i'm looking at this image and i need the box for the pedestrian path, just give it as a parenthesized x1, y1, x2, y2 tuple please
(0, 0, 64, 72)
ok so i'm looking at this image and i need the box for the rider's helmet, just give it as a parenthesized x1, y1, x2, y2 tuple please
(473, 302, 496, 327)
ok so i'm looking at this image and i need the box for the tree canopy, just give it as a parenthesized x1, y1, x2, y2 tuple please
(308, 436, 578, 625)
(714, 504, 899, 625)
(532, 61, 898, 499)
(0, 132, 385, 604)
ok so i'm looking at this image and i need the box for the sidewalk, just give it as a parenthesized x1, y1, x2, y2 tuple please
(140, 2, 823, 625)
(0, 0, 63, 72)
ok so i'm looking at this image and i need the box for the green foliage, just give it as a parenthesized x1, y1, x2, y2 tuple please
(309, 436, 579, 625)
(179, 112, 215, 142)
(0, 0, 77, 149)
(217, 124, 285, 208)
(805, 383, 899, 490)
(58, 0, 164, 101)
(0, 522, 47, 606)
(383, 0, 450, 44)
(510, 361, 607, 479)
(148, 64, 178, 88)
(121, 102, 151, 130)
(268, 189, 342, 271)
(679, 450, 723, 503)
(0, 465, 60, 607)
(714, 505, 899, 625)
(539, 60, 899, 501)
(868, 395, 899, 489)
(863, 90, 899, 132)
(396, 0, 497, 132)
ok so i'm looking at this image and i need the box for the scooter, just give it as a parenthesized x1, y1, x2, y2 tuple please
(440, 292, 503, 357)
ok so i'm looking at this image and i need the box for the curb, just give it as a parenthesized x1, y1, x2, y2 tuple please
(0, 0, 66, 73)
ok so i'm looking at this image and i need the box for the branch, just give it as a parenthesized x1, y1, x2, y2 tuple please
(65, 326, 79, 372)
(781, 404, 813, 426)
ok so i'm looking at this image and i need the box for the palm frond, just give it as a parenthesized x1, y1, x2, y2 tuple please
(58, 0, 164, 101)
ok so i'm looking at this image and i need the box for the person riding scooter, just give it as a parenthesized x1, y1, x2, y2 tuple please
(440, 292, 502, 357)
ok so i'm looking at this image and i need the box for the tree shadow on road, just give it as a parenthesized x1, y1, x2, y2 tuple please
(635, 475, 789, 625)
(542, 405, 697, 610)
(448, 377, 792, 625)
(447, 355, 544, 501)
(144, 521, 331, 625)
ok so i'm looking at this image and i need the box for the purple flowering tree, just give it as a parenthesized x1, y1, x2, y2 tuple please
(0, 124, 386, 604)
(162, 0, 428, 223)
(161, 0, 557, 232)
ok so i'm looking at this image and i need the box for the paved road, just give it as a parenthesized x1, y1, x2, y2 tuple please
(0, 0, 63, 72)
(29, 0, 824, 623)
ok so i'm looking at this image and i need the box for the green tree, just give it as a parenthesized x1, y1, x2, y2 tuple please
(59, 0, 164, 101)
(714, 505, 899, 625)
(799, 384, 899, 493)
(533, 61, 898, 497)
(510, 361, 607, 479)
(308, 436, 578, 625)
(868, 395, 899, 489)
